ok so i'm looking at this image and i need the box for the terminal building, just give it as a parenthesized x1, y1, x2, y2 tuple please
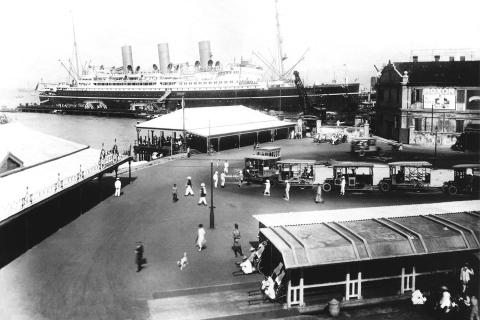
(375, 53, 480, 146)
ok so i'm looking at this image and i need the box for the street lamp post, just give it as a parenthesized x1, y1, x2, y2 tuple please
(209, 161, 215, 229)
(433, 126, 438, 167)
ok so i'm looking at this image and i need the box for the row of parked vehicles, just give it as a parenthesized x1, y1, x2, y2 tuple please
(243, 146, 480, 195)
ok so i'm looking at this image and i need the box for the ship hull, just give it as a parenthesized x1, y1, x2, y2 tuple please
(38, 84, 360, 113)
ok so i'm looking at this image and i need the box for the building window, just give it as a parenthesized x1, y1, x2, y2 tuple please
(414, 118, 422, 131)
(411, 89, 423, 103)
(456, 120, 464, 133)
(457, 90, 465, 103)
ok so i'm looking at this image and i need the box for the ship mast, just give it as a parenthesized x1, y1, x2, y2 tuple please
(275, 0, 285, 79)
(71, 12, 80, 79)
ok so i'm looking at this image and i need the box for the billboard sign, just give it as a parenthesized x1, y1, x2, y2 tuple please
(466, 90, 480, 110)
(423, 88, 456, 110)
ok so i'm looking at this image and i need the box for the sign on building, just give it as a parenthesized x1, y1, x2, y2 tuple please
(466, 90, 480, 110)
(423, 88, 456, 110)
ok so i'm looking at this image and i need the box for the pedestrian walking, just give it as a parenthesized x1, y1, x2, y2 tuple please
(196, 224, 206, 251)
(172, 183, 178, 202)
(198, 183, 208, 206)
(185, 176, 194, 196)
(340, 176, 346, 196)
(264, 179, 271, 196)
(315, 184, 324, 203)
(471, 296, 479, 320)
(284, 181, 290, 201)
(460, 262, 474, 294)
(220, 171, 226, 188)
(224, 160, 229, 174)
(134, 241, 145, 272)
(114, 178, 121, 197)
(187, 146, 191, 158)
(238, 170, 243, 187)
(213, 171, 219, 188)
(232, 223, 243, 257)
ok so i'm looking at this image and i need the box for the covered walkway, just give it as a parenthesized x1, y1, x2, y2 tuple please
(134, 105, 295, 158)
(254, 201, 480, 308)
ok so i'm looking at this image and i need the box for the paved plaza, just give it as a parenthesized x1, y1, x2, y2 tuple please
(0, 138, 478, 319)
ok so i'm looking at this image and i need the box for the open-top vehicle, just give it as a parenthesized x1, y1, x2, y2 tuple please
(243, 155, 280, 184)
(350, 138, 381, 157)
(322, 161, 375, 192)
(442, 164, 480, 195)
(276, 159, 323, 187)
(378, 161, 432, 192)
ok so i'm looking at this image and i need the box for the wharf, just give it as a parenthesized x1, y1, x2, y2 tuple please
(0, 137, 478, 319)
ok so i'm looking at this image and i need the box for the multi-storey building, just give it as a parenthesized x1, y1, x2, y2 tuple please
(375, 56, 480, 146)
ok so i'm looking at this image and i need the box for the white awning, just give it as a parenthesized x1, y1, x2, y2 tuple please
(136, 105, 295, 138)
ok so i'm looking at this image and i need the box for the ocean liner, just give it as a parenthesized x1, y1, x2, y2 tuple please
(38, 41, 359, 113)
(38, 0, 359, 114)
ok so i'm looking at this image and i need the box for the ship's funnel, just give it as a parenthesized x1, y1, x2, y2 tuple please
(121, 45, 133, 73)
(157, 43, 170, 73)
(198, 40, 211, 69)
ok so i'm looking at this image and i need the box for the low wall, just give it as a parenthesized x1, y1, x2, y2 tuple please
(409, 131, 458, 147)
(316, 125, 369, 141)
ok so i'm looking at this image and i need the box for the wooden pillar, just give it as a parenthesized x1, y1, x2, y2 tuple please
(299, 269, 305, 306)
(412, 266, 416, 291)
(256, 131, 259, 143)
(238, 134, 241, 149)
(217, 137, 221, 152)
(287, 275, 292, 308)
(357, 271, 362, 299)
(345, 272, 350, 301)
(401, 267, 405, 294)
(115, 168, 118, 178)
(206, 136, 209, 154)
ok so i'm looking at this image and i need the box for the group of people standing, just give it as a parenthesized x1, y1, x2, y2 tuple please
(410, 262, 477, 320)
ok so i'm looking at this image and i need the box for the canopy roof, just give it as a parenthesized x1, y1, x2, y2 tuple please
(136, 105, 295, 138)
(277, 159, 318, 165)
(388, 161, 432, 167)
(257, 201, 480, 269)
(453, 164, 480, 169)
(331, 161, 375, 168)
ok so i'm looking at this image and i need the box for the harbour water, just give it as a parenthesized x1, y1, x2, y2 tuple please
(5, 112, 139, 151)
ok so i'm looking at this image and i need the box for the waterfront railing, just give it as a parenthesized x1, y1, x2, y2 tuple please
(1, 147, 130, 220)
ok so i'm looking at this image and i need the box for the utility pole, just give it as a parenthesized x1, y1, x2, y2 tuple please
(209, 161, 215, 229)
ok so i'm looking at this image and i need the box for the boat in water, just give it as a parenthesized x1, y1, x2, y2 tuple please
(38, 41, 359, 114)
(37, 1, 359, 115)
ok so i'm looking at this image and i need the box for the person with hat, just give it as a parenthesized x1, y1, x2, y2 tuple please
(439, 286, 452, 314)
(340, 175, 346, 196)
(185, 176, 194, 196)
(284, 180, 290, 201)
(198, 183, 207, 206)
(232, 223, 243, 257)
(196, 224, 206, 251)
(460, 262, 474, 294)
(172, 183, 178, 202)
(220, 171, 226, 188)
(264, 179, 271, 196)
(213, 171, 219, 188)
(315, 184, 324, 203)
(114, 177, 121, 197)
(134, 241, 145, 272)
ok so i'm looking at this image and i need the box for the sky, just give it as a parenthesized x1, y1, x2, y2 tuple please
(0, 0, 479, 93)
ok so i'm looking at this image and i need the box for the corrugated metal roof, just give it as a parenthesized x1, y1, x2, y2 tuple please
(388, 161, 432, 167)
(253, 200, 480, 227)
(260, 210, 480, 270)
(136, 105, 295, 138)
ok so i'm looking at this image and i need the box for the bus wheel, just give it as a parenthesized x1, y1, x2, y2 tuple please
(448, 185, 458, 195)
(322, 182, 332, 192)
(441, 184, 449, 193)
(379, 182, 391, 192)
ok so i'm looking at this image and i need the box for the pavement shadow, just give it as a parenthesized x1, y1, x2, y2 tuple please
(0, 176, 136, 268)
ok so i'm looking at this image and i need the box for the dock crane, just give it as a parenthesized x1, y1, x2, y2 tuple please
(293, 70, 325, 121)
